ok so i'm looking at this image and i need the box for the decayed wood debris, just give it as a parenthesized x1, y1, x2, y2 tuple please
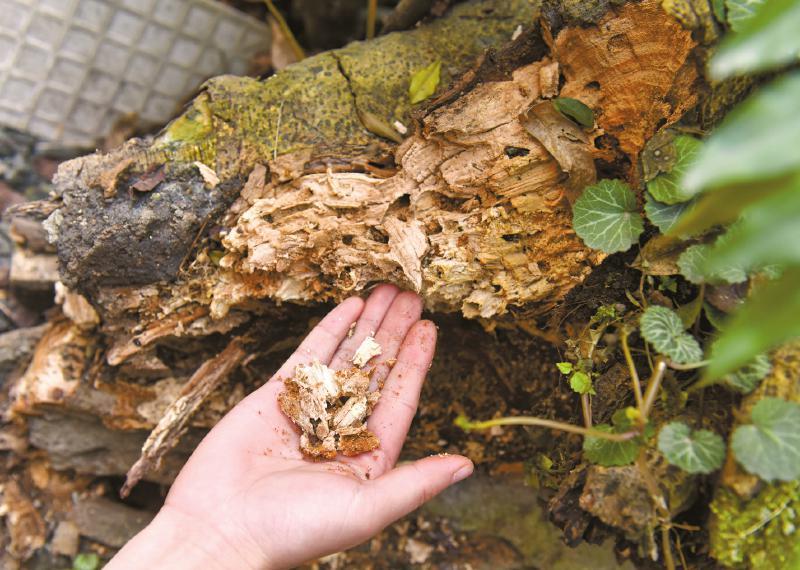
(0, 0, 709, 565)
(278, 341, 382, 459)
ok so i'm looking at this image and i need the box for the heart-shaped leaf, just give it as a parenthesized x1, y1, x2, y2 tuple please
(678, 243, 747, 285)
(644, 193, 693, 234)
(583, 424, 641, 467)
(725, 0, 765, 31)
(569, 371, 595, 395)
(572, 179, 644, 254)
(647, 135, 702, 205)
(704, 268, 800, 380)
(731, 398, 800, 482)
(658, 422, 726, 474)
(640, 306, 704, 364)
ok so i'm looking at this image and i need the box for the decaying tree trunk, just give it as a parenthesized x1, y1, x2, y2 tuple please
(3, 0, 716, 565)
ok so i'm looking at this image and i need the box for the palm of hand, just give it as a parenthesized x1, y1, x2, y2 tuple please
(160, 286, 472, 569)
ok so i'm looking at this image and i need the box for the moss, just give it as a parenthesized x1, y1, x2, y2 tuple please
(151, 0, 538, 173)
(710, 482, 800, 569)
(710, 342, 800, 568)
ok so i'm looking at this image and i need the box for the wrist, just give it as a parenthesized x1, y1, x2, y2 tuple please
(107, 504, 269, 570)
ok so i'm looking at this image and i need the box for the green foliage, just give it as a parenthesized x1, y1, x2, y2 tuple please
(583, 424, 641, 467)
(657, 422, 725, 474)
(703, 268, 800, 380)
(73, 553, 100, 570)
(705, 175, 800, 275)
(572, 179, 644, 254)
(711, 0, 800, 79)
(725, 0, 764, 31)
(646, 135, 702, 204)
(723, 354, 771, 393)
(556, 362, 573, 374)
(644, 193, 692, 234)
(409, 60, 441, 104)
(731, 398, 800, 482)
(552, 97, 594, 128)
(640, 306, 704, 364)
(677, 242, 746, 285)
(683, 72, 800, 192)
(569, 371, 595, 395)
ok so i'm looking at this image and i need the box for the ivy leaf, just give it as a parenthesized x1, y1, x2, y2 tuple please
(556, 362, 573, 374)
(572, 179, 644, 254)
(711, 0, 800, 79)
(409, 60, 442, 104)
(640, 306, 704, 364)
(569, 371, 596, 395)
(646, 135, 702, 205)
(644, 193, 692, 234)
(658, 422, 726, 474)
(725, 0, 765, 30)
(552, 97, 594, 128)
(583, 424, 641, 466)
(731, 398, 800, 482)
(73, 553, 101, 570)
(704, 268, 800, 380)
(683, 72, 800, 193)
(677, 243, 747, 285)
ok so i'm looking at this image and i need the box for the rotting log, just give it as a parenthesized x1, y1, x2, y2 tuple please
(3, 0, 716, 564)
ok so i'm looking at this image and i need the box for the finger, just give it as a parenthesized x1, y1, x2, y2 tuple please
(355, 455, 473, 534)
(364, 291, 423, 389)
(347, 320, 436, 474)
(329, 284, 400, 370)
(228, 296, 364, 454)
(272, 296, 365, 381)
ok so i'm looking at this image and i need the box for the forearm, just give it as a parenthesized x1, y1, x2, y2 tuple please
(107, 505, 268, 570)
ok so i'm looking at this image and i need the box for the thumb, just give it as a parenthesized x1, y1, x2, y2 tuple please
(358, 455, 473, 531)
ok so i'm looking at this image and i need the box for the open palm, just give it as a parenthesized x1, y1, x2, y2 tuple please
(110, 285, 473, 570)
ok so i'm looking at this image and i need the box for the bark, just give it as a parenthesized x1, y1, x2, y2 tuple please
(2, 0, 713, 565)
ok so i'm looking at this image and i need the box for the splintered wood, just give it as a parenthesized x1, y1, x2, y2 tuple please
(279, 337, 382, 459)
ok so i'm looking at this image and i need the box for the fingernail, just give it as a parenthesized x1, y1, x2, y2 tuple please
(452, 462, 474, 483)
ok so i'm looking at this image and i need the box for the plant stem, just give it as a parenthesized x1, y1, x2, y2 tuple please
(621, 328, 644, 411)
(459, 416, 638, 442)
(366, 0, 378, 39)
(581, 394, 592, 428)
(264, 0, 306, 61)
(662, 521, 676, 570)
(642, 358, 667, 418)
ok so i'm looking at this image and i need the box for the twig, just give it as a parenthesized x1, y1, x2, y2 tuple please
(621, 327, 644, 411)
(381, 0, 435, 33)
(264, 0, 305, 61)
(366, 0, 378, 39)
(120, 337, 248, 498)
(642, 358, 667, 419)
(457, 415, 639, 442)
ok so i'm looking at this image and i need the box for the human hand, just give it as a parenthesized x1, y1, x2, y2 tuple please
(109, 285, 473, 570)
